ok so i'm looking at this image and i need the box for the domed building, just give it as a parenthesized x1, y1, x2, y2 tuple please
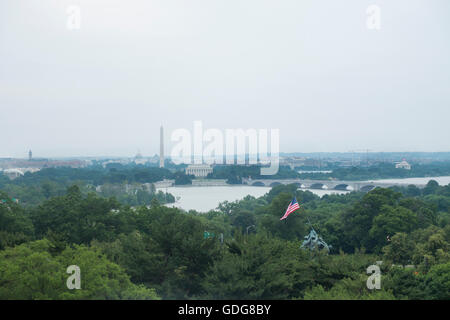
(395, 159, 411, 170)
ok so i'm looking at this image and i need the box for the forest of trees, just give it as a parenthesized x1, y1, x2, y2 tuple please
(206, 162, 450, 183)
(207, 165, 301, 183)
(0, 175, 449, 300)
(0, 166, 182, 207)
(297, 161, 450, 180)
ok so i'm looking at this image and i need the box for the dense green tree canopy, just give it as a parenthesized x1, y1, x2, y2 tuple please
(0, 175, 449, 300)
(0, 239, 159, 300)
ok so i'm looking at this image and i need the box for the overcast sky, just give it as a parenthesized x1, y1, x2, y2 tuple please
(1, 0, 449, 158)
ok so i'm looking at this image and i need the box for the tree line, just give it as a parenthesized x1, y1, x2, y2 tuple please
(297, 161, 450, 180)
(0, 166, 186, 207)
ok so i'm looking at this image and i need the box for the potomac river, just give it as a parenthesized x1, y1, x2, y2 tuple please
(160, 186, 349, 212)
(159, 176, 450, 212)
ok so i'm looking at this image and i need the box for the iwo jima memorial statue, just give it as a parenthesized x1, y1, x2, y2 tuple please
(280, 196, 331, 253)
(301, 227, 331, 253)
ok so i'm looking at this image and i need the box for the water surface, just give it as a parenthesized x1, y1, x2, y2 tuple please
(160, 186, 348, 212)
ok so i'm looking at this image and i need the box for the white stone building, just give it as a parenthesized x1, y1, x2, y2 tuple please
(185, 164, 213, 177)
(395, 160, 411, 170)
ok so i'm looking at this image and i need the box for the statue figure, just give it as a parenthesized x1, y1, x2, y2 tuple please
(301, 228, 331, 253)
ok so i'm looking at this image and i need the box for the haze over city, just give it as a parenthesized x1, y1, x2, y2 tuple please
(1, 0, 450, 158)
(2, 0, 450, 306)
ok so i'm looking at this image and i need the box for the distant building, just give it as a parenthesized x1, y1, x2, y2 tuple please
(192, 179, 227, 186)
(134, 151, 147, 165)
(185, 164, 213, 178)
(396, 159, 411, 170)
(160, 126, 164, 168)
(0, 158, 88, 171)
(101, 159, 130, 168)
(148, 154, 159, 164)
(152, 179, 175, 188)
(2, 168, 25, 180)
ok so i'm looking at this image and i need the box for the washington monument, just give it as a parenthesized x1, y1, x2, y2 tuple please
(159, 126, 164, 168)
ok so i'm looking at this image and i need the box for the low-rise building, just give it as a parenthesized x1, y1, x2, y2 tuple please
(185, 164, 213, 177)
(395, 159, 411, 170)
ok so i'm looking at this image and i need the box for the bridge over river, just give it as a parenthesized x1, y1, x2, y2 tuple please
(242, 178, 427, 192)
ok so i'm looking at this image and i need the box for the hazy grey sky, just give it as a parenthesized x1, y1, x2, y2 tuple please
(1, 0, 449, 158)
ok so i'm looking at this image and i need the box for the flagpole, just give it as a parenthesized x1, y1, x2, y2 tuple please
(295, 190, 310, 226)
(300, 204, 312, 227)
(306, 214, 312, 227)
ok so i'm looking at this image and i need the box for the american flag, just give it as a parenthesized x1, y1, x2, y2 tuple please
(280, 197, 300, 220)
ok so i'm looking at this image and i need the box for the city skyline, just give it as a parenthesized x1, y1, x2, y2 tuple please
(3, 149, 450, 161)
